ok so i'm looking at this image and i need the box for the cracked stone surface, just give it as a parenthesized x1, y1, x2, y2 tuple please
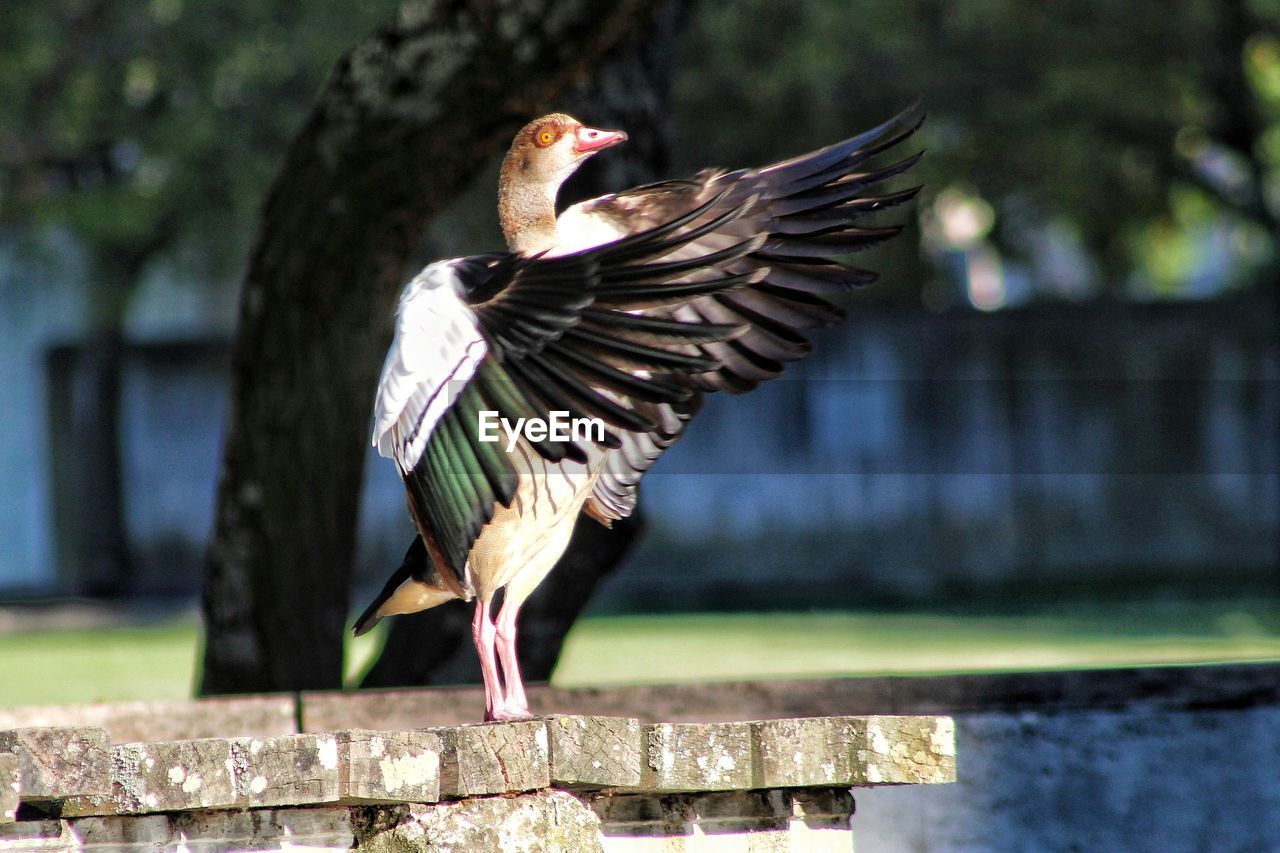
(0, 728, 110, 802)
(546, 715, 642, 788)
(852, 716, 955, 785)
(434, 720, 550, 798)
(58, 738, 239, 817)
(751, 717, 859, 788)
(3, 715, 952, 819)
(235, 732, 341, 807)
(337, 728, 441, 804)
(0, 712, 954, 850)
(56, 732, 369, 816)
(642, 722, 755, 792)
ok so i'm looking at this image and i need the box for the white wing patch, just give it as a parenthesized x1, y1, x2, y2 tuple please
(552, 202, 631, 255)
(372, 260, 488, 473)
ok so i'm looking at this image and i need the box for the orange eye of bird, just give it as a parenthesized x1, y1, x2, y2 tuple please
(535, 129, 556, 147)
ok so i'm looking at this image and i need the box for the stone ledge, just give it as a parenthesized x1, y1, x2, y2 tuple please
(0, 714, 953, 851)
(0, 714, 953, 820)
(38, 730, 443, 818)
(546, 714, 643, 788)
(434, 720, 548, 797)
(0, 728, 111, 804)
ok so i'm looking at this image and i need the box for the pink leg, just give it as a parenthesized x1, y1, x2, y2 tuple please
(494, 601, 531, 718)
(472, 599, 506, 722)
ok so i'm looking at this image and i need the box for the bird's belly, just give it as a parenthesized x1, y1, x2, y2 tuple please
(466, 440, 604, 598)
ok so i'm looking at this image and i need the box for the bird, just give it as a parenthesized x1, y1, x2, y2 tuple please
(354, 107, 924, 721)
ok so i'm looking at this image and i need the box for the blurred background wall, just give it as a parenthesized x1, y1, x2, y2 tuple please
(1, 0, 1277, 606)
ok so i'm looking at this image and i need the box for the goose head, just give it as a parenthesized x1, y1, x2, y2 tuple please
(499, 113, 627, 254)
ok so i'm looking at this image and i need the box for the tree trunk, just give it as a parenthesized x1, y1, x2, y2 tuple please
(200, 0, 670, 695)
(359, 0, 688, 690)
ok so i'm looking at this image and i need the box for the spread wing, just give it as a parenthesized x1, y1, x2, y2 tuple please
(562, 106, 925, 522)
(372, 260, 491, 475)
(371, 195, 765, 585)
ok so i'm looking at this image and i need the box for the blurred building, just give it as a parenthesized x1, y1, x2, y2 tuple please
(2, 232, 1275, 606)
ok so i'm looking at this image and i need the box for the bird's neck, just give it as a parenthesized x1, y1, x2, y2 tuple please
(498, 171, 560, 255)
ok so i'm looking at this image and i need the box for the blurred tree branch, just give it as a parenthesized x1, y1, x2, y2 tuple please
(199, 0, 669, 694)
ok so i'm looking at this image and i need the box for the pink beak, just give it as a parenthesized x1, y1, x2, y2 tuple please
(574, 126, 628, 155)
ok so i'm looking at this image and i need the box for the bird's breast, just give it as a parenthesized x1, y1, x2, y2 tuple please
(465, 439, 605, 596)
(551, 205, 630, 255)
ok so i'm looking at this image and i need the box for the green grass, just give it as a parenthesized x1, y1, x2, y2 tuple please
(0, 620, 199, 706)
(553, 604, 1280, 685)
(2, 599, 1280, 707)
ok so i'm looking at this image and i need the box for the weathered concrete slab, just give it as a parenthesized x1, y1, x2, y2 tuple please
(0, 711, 957, 850)
(851, 716, 955, 785)
(0, 728, 110, 802)
(336, 729, 441, 804)
(0, 713, 950, 823)
(57, 733, 347, 817)
(232, 733, 341, 808)
(0, 754, 17, 824)
(58, 738, 238, 817)
(632, 716, 954, 793)
(0, 696, 297, 742)
(751, 716, 859, 788)
(750, 715, 956, 788)
(434, 720, 550, 798)
(641, 722, 754, 792)
(545, 715, 643, 788)
(356, 790, 603, 853)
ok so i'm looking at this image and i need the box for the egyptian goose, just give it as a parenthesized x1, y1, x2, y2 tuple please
(354, 108, 923, 720)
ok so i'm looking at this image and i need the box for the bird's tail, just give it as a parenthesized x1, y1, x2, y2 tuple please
(352, 536, 459, 636)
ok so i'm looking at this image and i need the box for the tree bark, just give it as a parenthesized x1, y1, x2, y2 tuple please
(199, 0, 669, 695)
(359, 0, 688, 690)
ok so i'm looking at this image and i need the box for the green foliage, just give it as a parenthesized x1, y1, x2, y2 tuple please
(6, 0, 1280, 311)
(0, 0, 398, 318)
(673, 0, 1280, 300)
